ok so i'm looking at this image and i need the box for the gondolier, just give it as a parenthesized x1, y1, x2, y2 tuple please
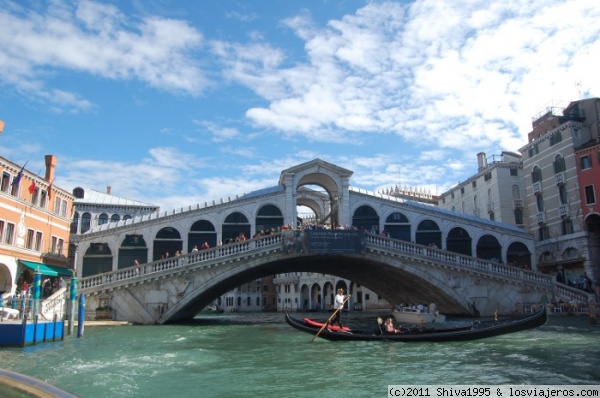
(332, 288, 348, 328)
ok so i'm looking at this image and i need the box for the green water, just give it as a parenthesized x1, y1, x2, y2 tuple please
(0, 313, 599, 397)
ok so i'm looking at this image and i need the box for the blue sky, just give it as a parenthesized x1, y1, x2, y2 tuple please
(0, 0, 598, 212)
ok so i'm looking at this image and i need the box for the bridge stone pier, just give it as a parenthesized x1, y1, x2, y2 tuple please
(74, 159, 592, 324)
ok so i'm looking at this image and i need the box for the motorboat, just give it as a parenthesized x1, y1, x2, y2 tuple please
(392, 306, 446, 324)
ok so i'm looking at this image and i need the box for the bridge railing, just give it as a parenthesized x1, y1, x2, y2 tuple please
(79, 233, 284, 291)
(364, 234, 554, 289)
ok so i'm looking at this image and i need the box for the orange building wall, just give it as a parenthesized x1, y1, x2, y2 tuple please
(0, 156, 73, 267)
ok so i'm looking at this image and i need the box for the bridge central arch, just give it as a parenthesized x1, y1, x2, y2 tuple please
(279, 159, 353, 227)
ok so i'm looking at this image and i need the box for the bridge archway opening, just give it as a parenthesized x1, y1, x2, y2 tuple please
(446, 227, 472, 256)
(506, 241, 531, 269)
(188, 220, 217, 252)
(118, 234, 148, 269)
(165, 254, 467, 323)
(82, 243, 112, 277)
(222, 212, 251, 243)
(416, 220, 441, 247)
(476, 234, 502, 262)
(256, 204, 284, 233)
(384, 212, 411, 241)
(352, 205, 379, 233)
(153, 227, 182, 260)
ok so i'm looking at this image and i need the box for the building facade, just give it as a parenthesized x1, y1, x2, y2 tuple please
(519, 98, 600, 291)
(0, 154, 74, 298)
(438, 151, 526, 229)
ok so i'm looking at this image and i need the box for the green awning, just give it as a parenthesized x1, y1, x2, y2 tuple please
(19, 260, 73, 277)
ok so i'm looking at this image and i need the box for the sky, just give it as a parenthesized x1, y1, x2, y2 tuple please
(0, 0, 598, 213)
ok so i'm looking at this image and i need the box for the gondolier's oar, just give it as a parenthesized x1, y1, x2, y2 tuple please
(310, 294, 351, 343)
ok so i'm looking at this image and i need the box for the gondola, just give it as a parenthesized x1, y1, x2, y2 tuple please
(284, 305, 547, 342)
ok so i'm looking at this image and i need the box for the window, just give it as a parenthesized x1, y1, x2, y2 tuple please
(532, 166, 542, 183)
(26, 229, 35, 249)
(4, 222, 15, 244)
(559, 185, 568, 205)
(472, 181, 477, 188)
(99, 213, 109, 225)
(550, 132, 562, 145)
(514, 208, 523, 225)
(580, 155, 592, 170)
(538, 226, 550, 241)
(460, 187, 465, 195)
(585, 185, 596, 205)
(81, 213, 91, 233)
(31, 186, 40, 206)
(51, 236, 58, 253)
(1, 172, 10, 192)
(562, 219, 574, 235)
(536, 194, 544, 212)
(510, 168, 518, 176)
(451, 192, 455, 199)
(57, 238, 64, 256)
(512, 185, 521, 199)
(39, 190, 48, 209)
(553, 155, 566, 173)
(528, 144, 539, 157)
(35, 231, 42, 251)
(489, 212, 495, 221)
(0, 220, 4, 242)
(484, 172, 492, 181)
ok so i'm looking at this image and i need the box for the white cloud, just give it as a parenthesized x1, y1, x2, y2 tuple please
(216, 0, 599, 153)
(0, 0, 206, 111)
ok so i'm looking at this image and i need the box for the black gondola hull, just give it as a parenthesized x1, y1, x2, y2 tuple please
(285, 306, 547, 342)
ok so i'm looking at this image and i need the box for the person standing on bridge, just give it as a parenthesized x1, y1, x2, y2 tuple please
(331, 288, 349, 328)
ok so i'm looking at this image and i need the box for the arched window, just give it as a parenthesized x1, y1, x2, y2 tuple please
(384, 212, 410, 241)
(70, 212, 79, 234)
(554, 154, 566, 173)
(352, 205, 379, 233)
(111, 214, 120, 223)
(81, 213, 92, 233)
(512, 185, 520, 199)
(98, 213, 109, 225)
(559, 185, 568, 205)
(532, 166, 542, 183)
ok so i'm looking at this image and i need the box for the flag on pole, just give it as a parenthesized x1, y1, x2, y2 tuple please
(11, 161, 28, 187)
(28, 179, 36, 194)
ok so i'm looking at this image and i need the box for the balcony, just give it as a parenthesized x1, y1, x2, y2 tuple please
(558, 204, 570, 217)
(513, 199, 524, 208)
(532, 181, 542, 194)
(554, 172, 566, 185)
(536, 212, 546, 224)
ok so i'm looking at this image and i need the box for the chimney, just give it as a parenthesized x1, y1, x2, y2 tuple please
(0, 120, 4, 135)
(106, 186, 111, 195)
(44, 155, 57, 182)
(477, 152, 487, 172)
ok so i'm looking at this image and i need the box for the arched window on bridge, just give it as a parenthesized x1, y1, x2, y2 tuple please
(153, 227, 182, 260)
(222, 212, 251, 244)
(98, 213, 109, 226)
(384, 212, 411, 241)
(118, 234, 148, 269)
(255, 204, 284, 233)
(446, 227, 472, 256)
(188, 220, 216, 252)
(81, 212, 92, 233)
(82, 243, 113, 277)
(476, 235, 502, 262)
(111, 214, 120, 223)
(506, 241, 531, 270)
(352, 205, 379, 233)
(415, 220, 441, 248)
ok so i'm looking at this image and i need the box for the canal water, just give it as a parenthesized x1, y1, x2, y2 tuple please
(0, 313, 598, 397)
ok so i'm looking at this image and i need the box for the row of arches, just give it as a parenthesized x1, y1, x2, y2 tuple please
(353, 205, 532, 268)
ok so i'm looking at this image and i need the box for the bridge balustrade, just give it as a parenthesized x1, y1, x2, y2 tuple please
(79, 233, 283, 291)
(364, 234, 554, 289)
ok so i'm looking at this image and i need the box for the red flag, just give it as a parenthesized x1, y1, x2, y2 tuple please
(28, 180, 36, 194)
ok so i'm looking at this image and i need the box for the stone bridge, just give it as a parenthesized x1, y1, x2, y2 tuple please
(78, 231, 586, 324)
